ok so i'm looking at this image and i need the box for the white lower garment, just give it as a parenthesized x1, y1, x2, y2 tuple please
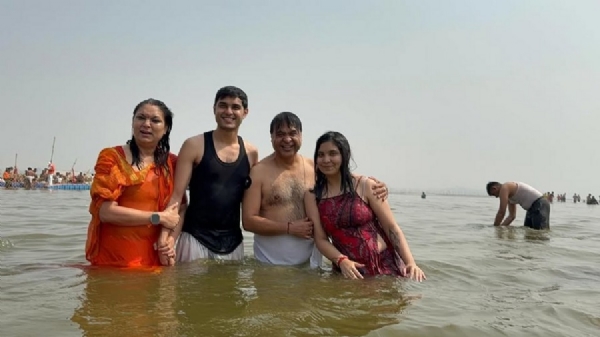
(253, 234, 322, 269)
(176, 231, 244, 262)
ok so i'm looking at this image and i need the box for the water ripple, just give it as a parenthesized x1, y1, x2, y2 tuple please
(1, 191, 599, 336)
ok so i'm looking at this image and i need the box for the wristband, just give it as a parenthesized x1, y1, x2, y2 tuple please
(336, 255, 348, 267)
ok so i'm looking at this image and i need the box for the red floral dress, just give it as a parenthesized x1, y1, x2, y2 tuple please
(317, 190, 406, 277)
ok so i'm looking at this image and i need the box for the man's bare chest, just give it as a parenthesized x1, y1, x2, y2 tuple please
(263, 174, 309, 207)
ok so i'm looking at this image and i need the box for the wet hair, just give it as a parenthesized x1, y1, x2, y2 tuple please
(127, 98, 173, 175)
(213, 86, 248, 109)
(312, 131, 360, 228)
(486, 181, 501, 195)
(269, 111, 302, 134)
(312, 131, 354, 202)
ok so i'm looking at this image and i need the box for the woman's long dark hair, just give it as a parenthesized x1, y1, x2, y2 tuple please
(312, 131, 359, 227)
(127, 98, 173, 175)
(312, 131, 355, 202)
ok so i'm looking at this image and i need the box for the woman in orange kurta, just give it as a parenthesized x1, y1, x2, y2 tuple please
(86, 99, 182, 268)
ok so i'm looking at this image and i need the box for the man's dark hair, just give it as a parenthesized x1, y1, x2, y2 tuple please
(269, 111, 302, 134)
(486, 181, 501, 195)
(213, 86, 248, 109)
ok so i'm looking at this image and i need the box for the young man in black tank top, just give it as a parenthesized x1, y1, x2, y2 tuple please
(157, 86, 259, 265)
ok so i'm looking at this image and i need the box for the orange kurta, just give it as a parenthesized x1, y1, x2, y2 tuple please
(85, 146, 177, 268)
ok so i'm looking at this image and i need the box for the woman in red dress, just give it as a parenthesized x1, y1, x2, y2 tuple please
(304, 131, 425, 281)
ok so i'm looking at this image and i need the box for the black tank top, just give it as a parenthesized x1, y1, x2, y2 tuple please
(182, 131, 250, 254)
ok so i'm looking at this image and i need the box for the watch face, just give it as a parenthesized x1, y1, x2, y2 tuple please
(150, 213, 160, 225)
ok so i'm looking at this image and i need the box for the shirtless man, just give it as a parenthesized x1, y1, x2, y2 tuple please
(486, 181, 550, 230)
(242, 112, 389, 268)
(158, 86, 259, 265)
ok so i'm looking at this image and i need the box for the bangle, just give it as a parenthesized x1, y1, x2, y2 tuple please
(336, 255, 348, 267)
(287, 222, 291, 234)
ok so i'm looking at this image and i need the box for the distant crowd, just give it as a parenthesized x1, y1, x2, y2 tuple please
(1, 163, 93, 189)
(544, 192, 599, 205)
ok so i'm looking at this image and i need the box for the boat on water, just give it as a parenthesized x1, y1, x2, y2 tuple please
(0, 181, 90, 190)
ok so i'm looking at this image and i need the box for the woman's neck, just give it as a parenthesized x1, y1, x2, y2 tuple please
(137, 145, 155, 158)
(325, 173, 342, 196)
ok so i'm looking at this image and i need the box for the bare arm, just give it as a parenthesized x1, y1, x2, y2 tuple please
(367, 176, 389, 201)
(241, 166, 288, 235)
(245, 141, 259, 167)
(365, 179, 416, 266)
(307, 189, 364, 278)
(304, 190, 342, 261)
(494, 185, 511, 226)
(167, 138, 199, 208)
(500, 202, 517, 227)
(158, 138, 199, 245)
(170, 203, 187, 239)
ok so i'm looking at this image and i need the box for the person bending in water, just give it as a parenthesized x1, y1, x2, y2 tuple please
(486, 181, 550, 230)
(304, 131, 425, 281)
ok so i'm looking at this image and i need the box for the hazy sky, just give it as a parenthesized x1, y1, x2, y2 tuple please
(2, 0, 600, 193)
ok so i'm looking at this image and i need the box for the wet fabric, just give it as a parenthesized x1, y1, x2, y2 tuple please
(524, 197, 551, 230)
(182, 131, 250, 254)
(176, 232, 244, 262)
(85, 146, 177, 268)
(317, 177, 406, 277)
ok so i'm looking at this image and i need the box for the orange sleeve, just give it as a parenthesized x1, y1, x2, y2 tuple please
(90, 148, 127, 209)
(86, 147, 127, 261)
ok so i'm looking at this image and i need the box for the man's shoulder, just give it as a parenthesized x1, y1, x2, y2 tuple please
(253, 154, 275, 171)
(501, 182, 518, 198)
(183, 133, 205, 146)
(242, 139, 258, 154)
(180, 134, 206, 156)
(302, 156, 314, 166)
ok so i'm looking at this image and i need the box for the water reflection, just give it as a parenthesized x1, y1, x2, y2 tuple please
(71, 267, 179, 337)
(494, 226, 550, 242)
(71, 261, 413, 337)
(173, 261, 412, 336)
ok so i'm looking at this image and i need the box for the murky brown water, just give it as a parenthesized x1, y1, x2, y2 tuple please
(1, 190, 599, 336)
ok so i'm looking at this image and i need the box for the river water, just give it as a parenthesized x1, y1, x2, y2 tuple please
(0, 190, 598, 337)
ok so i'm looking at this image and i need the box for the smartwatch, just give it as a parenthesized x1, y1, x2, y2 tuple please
(150, 213, 161, 226)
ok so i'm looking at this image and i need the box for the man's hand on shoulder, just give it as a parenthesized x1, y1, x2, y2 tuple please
(368, 176, 389, 201)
